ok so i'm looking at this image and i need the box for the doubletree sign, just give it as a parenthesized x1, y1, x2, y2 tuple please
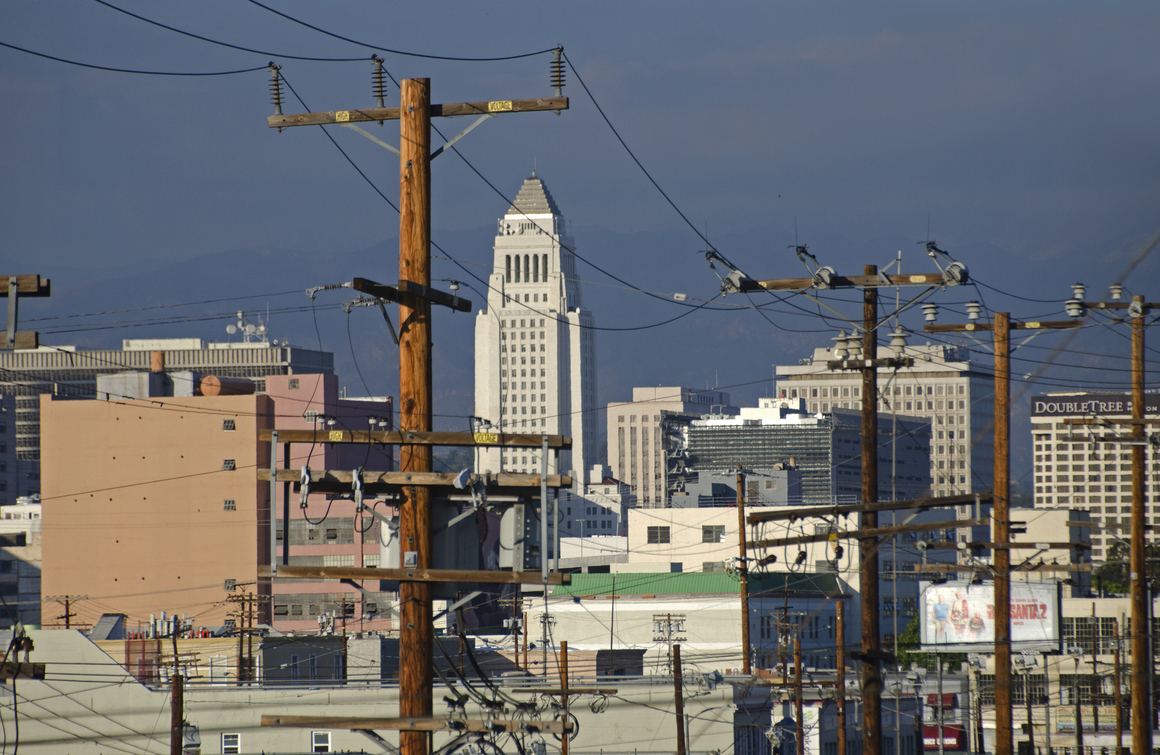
(1031, 392, 1160, 417)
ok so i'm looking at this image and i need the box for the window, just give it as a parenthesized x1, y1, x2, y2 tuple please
(222, 733, 241, 754)
(221, 459, 236, 471)
(291, 653, 300, 680)
(702, 525, 725, 543)
(289, 378, 300, 389)
(309, 653, 318, 680)
(223, 499, 236, 511)
(222, 419, 236, 431)
(646, 526, 671, 544)
(311, 731, 331, 752)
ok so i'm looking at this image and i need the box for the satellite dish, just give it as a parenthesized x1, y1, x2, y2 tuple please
(258, 324, 267, 333)
(244, 324, 257, 335)
(226, 325, 237, 335)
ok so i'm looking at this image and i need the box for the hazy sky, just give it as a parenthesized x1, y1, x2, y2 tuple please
(3, 2, 1159, 476)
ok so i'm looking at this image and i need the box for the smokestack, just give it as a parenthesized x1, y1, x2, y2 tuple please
(150, 351, 165, 373)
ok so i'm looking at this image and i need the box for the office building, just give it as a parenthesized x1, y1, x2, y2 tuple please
(775, 342, 993, 500)
(607, 387, 735, 507)
(1030, 391, 1160, 561)
(686, 399, 932, 505)
(473, 173, 597, 484)
(0, 337, 333, 498)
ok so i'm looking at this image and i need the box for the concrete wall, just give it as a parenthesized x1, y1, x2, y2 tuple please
(41, 394, 272, 628)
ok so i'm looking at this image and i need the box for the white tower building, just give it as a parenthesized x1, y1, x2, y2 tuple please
(474, 174, 597, 484)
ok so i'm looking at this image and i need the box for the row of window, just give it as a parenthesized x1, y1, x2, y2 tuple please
(500, 356, 545, 366)
(790, 383, 967, 399)
(504, 253, 550, 283)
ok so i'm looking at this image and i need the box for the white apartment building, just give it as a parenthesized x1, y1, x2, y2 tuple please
(607, 387, 734, 507)
(0, 497, 40, 628)
(1030, 391, 1160, 562)
(776, 342, 994, 501)
(558, 464, 635, 538)
(474, 173, 597, 484)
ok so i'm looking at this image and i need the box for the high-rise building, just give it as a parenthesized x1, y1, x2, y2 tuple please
(606, 387, 735, 507)
(686, 401, 932, 505)
(0, 338, 333, 498)
(775, 343, 994, 500)
(1030, 391, 1160, 562)
(474, 173, 597, 484)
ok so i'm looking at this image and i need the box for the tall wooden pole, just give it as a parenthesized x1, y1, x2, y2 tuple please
(794, 633, 805, 755)
(561, 640, 571, 755)
(737, 466, 751, 675)
(1114, 618, 1123, 755)
(860, 265, 882, 755)
(170, 672, 183, 755)
(398, 78, 434, 755)
(674, 643, 686, 755)
(1130, 295, 1151, 755)
(993, 312, 1013, 755)
(837, 600, 847, 755)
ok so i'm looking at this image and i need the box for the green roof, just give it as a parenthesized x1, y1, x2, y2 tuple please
(551, 571, 843, 598)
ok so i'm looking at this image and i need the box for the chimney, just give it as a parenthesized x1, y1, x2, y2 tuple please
(150, 351, 165, 373)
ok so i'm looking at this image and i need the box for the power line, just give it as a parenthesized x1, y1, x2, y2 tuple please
(244, 0, 557, 62)
(91, 0, 372, 62)
(0, 39, 268, 76)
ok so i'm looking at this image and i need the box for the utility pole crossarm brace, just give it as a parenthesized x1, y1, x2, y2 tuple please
(747, 491, 990, 525)
(2, 274, 50, 350)
(352, 277, 471, 313)
(749, 271, 961, 292)
(268, 97, 568, 129)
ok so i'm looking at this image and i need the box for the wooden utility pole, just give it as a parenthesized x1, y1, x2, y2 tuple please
(45, 595, 85, 629)
(1058, 293, 1158, 755)
(1074, 657, 1084, 755)
(925, 311, 1080, 755)
(674, 643, 686, 755)
(794, 632, 805, 755)
(859, 266, 883, 755)
(397, 78, 435, 755)
(267, 63, 569, 755)
(170, 671, 183, 755)
(992, 312, 1013, 755)
(737, 466, 750, 675)
(1113, 618, 1123, 755)
(836, 600, 847, 755)
(1129, 294, 1151, 755)
(561, 640, 571, 755)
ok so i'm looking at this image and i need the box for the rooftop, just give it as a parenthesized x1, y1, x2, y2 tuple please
(551, 571, 843, 598)
(505, 172, 561, 217)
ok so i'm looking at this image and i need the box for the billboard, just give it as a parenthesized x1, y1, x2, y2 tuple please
(919, 581, 1060, 653)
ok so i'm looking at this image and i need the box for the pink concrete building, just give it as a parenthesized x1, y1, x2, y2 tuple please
(40, 373, 393, 633)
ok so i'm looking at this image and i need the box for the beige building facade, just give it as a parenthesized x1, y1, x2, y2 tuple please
(39, 373, 393, 632)
(1030, 391, 1160, 562)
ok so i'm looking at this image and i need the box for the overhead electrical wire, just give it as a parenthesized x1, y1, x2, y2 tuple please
(91, 0, 372, 62)
(244, 0, 557, 62)
(0, 39, 268, 76)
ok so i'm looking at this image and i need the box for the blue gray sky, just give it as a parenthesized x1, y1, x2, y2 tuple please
(3, 2, 1159, 476)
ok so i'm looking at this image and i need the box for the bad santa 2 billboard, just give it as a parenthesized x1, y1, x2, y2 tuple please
(919, 581, 1060, 653)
